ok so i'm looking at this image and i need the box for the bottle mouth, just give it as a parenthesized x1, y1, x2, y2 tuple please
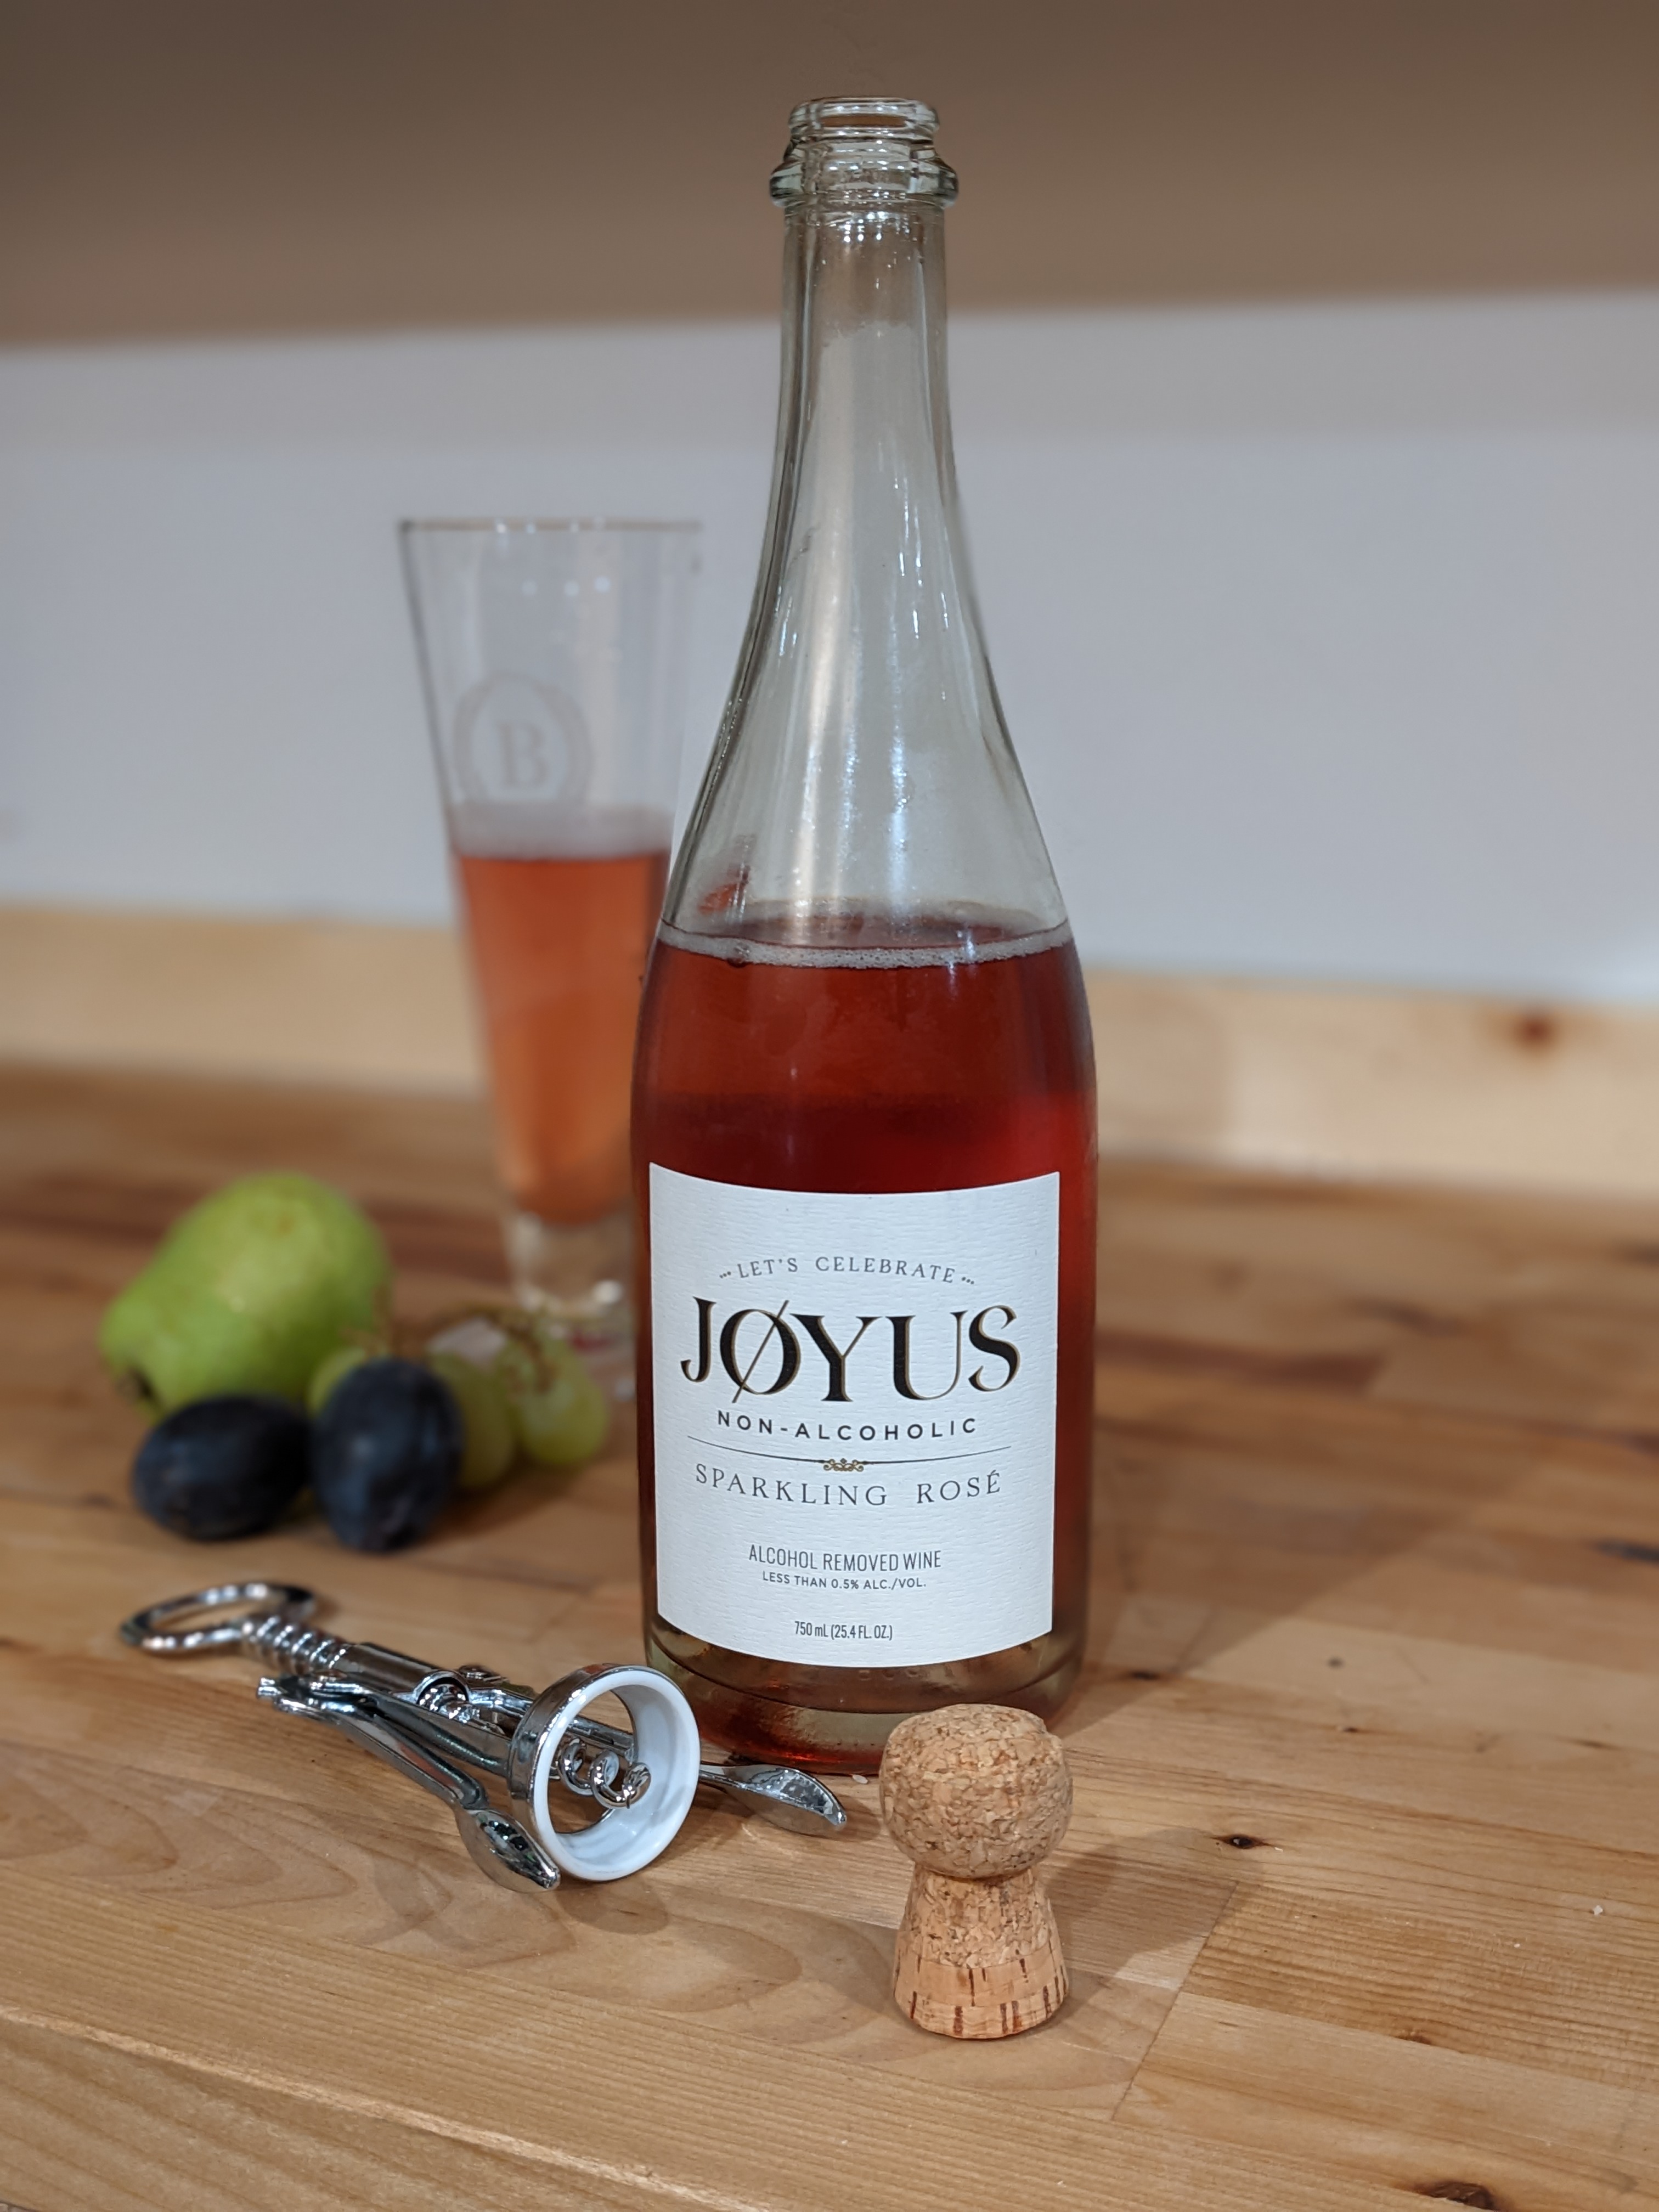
(788, 97, 939, 141)
(771, 95, 958, 208)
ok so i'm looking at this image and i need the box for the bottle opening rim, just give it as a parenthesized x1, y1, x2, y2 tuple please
(774, 97, 956, 207)
(787, 97, 939, 144)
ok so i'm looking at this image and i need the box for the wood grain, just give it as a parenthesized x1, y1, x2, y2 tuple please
(2, 1060, 1657, 2208)
(0, 907, 478, 1092)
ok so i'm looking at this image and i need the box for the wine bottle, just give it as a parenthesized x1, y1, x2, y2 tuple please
(633, 97, 1096, 1770)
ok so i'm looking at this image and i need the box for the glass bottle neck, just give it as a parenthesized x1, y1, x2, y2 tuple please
(661, 116, 1068, 958)
(770, 194, 958, 607)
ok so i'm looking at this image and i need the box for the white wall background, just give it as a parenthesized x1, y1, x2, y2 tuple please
(3, 292, 1658, 998)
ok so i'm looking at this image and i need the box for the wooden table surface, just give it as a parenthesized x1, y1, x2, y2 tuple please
(2, 1062, 1656, 2212)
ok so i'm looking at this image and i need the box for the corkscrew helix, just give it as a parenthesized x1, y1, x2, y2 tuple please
(120, 1581, 845, 1894)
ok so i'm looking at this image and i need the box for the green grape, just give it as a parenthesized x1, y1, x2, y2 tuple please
(426, 1352, 518, 1490)
(494, 1331, 610, 1468)
(306, 1342, 370, 1413)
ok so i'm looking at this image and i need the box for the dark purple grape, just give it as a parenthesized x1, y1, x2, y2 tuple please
(311, 1358, 461, 1552)
(132, 1395, 311, 1541)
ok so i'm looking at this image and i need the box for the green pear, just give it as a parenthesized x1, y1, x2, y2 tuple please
(100, 1173, 391, 1412)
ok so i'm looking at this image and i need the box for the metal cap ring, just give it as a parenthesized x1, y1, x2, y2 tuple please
(119, 1581, 316, 1655)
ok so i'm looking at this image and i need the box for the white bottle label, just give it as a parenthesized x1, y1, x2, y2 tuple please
(649, 1164, 1058, 1669)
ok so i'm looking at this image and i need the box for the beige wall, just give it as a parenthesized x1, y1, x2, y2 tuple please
(3, 0, 1657, 343)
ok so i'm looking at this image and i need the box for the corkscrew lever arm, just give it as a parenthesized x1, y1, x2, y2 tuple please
(560, 1707, 847, 1835)
(256, 1673, 562, 1893)
(703, 1758, 849, 1835)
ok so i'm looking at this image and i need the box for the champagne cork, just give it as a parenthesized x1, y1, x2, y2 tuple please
(879, 1703, 1071, 2039)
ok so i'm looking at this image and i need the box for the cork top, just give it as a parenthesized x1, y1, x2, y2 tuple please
(879, 1705, 1072, 1880)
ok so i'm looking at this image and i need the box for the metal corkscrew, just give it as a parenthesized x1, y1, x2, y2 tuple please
(120, 1581, 845, 1894)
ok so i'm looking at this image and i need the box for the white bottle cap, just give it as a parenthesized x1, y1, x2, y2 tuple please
(518, 1664, 701, 1881)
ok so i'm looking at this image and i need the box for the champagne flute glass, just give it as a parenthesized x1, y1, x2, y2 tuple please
(402, 518, 699, 1373)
